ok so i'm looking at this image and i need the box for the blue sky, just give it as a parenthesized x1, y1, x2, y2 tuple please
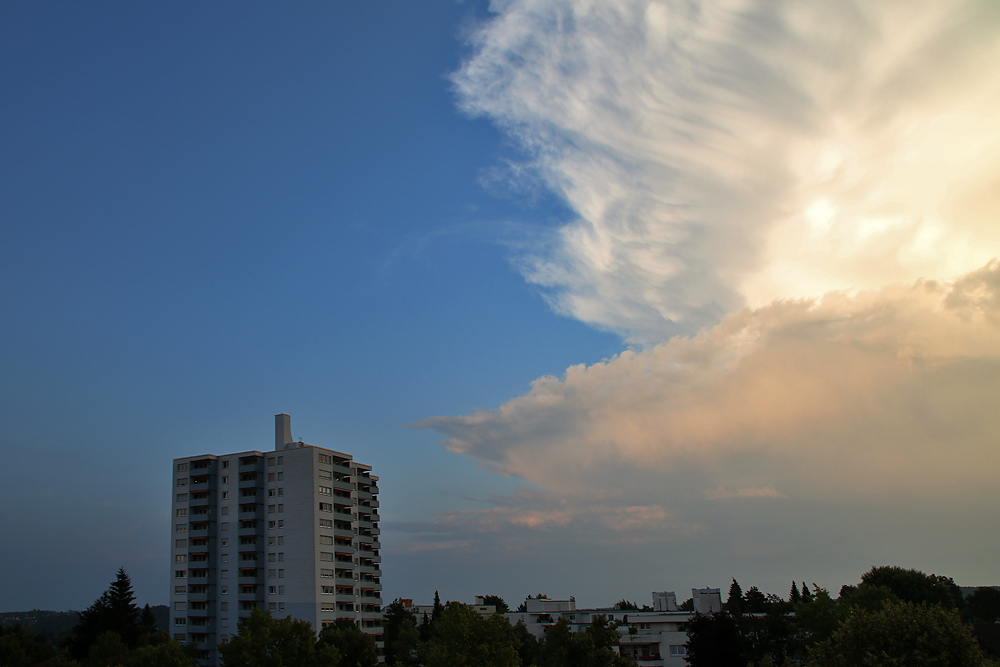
(3, 0, 1000, 613)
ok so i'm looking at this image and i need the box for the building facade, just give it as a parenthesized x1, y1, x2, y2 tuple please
(505, 588, 722, 667)
(170, 414, 382, 665)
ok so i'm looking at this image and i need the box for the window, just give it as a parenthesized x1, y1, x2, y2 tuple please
(268, 457, 275, 466)
(318, 453, 332, 464)
(176, 493, 188, 502)
(222, 460, 229, 468)
(222, 491, 228, 500)
(320, 535, 333, 545)
(174, 617, 187, 626)
(175, 539, 187, 548)
(221, 618, 228, 627)
(277, 456, 283, 465)
(277, 536, 283, 545)
(221, 570, 228, 579)
(268, 505, 276, 514)
(321, 603, 334, 611)
(670, 646, 688, 657)
(175, 570, 186, 579)
(319, 503, 333, 512)
(221, 586, 229, 595)
(322, 586, 335, 595)
(175, 586, 186, 595)
(173, 633, 185, 642)
(221, 602, 228, 611)
(277, 472, 283, 481)
(268, 489, 275, 497)
(269, 602, 277, 611)
(175, 555, 187, 563)
(269, 569, 276, 579)
(268, 537, 276, 546)
(278, 488, 283, 496)
(279, 586, 284, 595)
(268, 521, 276, 529)
(222, 475, 229, 484)
(320, 519, 333, 528)
(177, 478, 188, 487)
(278, 552, 284, 562)
(221, 555, 228, 563)
(278, 569, 284, 578)
(176, 524, 187, 533)
(174, 602, 186, 611)
(318, 486, 332, 496)
(269, 553, 276, 562)
(221, 538, 229, 547)
(219, 506, 228, 515)
(268, 472, 276, 482)
(177, 463, 189, 472)
(269, 586, 276, 595)
(320, 552, 334, 561)
(221, 523, 228, 531)
(277, 504, 283, 513)
(278, 520, 283, 528)
(321, 568, 334, 578)
(279, 603, 284, 611)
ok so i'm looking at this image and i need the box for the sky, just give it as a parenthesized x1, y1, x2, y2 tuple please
(1, 0, 998, 613)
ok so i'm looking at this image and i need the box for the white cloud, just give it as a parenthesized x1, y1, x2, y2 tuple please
(417, 263, 1000, 502)
(454, 0, 1000, 341)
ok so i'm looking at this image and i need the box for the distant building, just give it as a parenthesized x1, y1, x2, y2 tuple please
(398, 596, 497, 620)
(170, 414, 382, 666)
(505, 588, 722, 667)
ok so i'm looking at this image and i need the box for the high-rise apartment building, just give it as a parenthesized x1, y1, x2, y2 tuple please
(170, 414, 382, 665)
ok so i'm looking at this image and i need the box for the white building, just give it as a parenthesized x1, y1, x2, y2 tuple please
(505, 588, 722, 667)
(170, 414, 382, 666)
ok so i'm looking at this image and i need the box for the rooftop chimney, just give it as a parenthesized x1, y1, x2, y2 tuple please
(275, 413, 293, 450)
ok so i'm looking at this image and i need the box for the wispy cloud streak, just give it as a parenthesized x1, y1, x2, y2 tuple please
(454, 0, 1000, 341)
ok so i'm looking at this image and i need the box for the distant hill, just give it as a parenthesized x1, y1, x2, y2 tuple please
(0, 605, 169, 637)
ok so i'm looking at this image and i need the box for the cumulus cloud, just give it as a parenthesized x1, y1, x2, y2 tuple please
(416, 263, 1000, 502)
(454, 0, 1000, 341)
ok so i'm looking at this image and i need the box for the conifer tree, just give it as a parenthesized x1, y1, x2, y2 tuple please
(800, 583, 813, 603)
(726, 579, 744, 616)
(789, 581, 801, 603)
(71, 568, 142, 658)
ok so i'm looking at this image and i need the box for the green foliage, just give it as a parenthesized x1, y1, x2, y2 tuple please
(511, 621, 538, 667)
(86, 631, 129, 667)
(679, 598, 694, 612)
(965, 587, 1000, 623)
(614, 600, 639, 611)
(808, 601, 996, 667)
(685, 612, 745, 667)
(727, 580, 745, 616)
(480, 596, 510, 614)
(743, 587, 768, 614)
(859, 566, 960, 609)
(382, 599, 418, 666)
(420, 602, 519, 667)
(789, 582, 801, 604)
(217, 608, 333, 667)
(794, 587, 843, 648)
(838, 584, 899, 613)
(317, 619, 378, 667)
(126, 640, 197, 667)
(0, 623, 58, 667)
(71, 569, 143, 659)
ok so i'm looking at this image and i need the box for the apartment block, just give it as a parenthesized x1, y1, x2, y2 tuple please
(170, 414, 382, 666)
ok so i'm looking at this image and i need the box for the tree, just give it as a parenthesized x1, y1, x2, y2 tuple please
(127, 640, 197, 667)
(432, 591, 444, 625)
(382, 599, 418, 665)
(859, 566, 959, 609)
(85, 631, 129, 667)
(71, 568, 143, 659)
(420, 602, 518, 667)
(217, 607, 330, 667)
(511, 621, 538, 667)
(480, 596, 511, 614)
(789, 582, 801, 604)
(743, 588, 767, 614)
(838, 584, 898, 613)
(317, 619, 377, 667)
(727, 580, 744, 616)
(800, 583, 812, 603)
(685, 612, 745, 667)
(614, 600, 639, 611)
(794, 588, 842, 648)
(808, 601, 996, 667)
(966, 587, 1000, 624)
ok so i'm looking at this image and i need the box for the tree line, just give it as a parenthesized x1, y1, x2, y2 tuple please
(684, 565, 1000, 666)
